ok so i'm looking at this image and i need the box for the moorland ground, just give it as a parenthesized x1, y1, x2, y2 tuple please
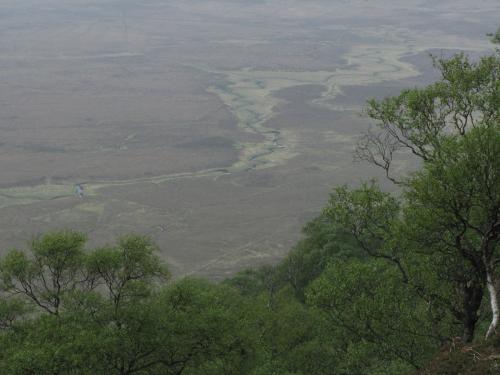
(0, 0, 498, 279)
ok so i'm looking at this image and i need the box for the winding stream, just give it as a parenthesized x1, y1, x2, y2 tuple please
(0, 44, 426, 208)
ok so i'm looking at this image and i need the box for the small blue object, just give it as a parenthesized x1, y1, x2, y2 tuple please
(75, 184, 84, 198)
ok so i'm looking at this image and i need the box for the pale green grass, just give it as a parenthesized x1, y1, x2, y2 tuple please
(0, 185, 74, 208)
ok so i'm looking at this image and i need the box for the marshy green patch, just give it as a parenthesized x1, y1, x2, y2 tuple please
(0, 184, 74, 208)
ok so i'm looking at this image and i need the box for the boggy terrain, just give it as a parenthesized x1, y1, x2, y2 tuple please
(0, 0, 498, 278)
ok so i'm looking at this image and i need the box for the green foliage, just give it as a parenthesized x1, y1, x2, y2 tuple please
(0, 276, 253, 374)
(487, 28, 500, 44)
(0, 230, 87, 315)
(0, 232, 186, 374)
(156, 278, 254, 374)
(324, 182, 400, 257)
(357, 53, 499, 183)
(405, 125, 500, 243)
(279, 214, 363, 301)
(86, 235, 170, 310)
(402, 123, 500, 340)
(356, 44, 500, 343)
(224, 268, 266, 297)
(307, 259, 443, 372)
(246, 288, 337, 375)
(0, 298, 29, 329)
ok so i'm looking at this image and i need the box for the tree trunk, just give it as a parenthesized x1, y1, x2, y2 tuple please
(485, 270, 499, 339)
